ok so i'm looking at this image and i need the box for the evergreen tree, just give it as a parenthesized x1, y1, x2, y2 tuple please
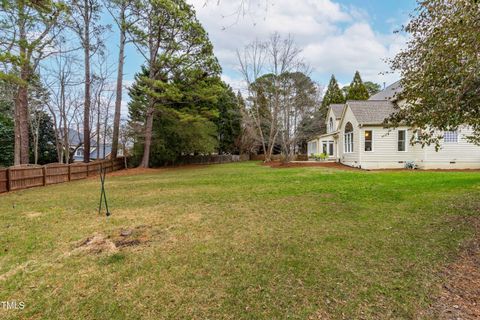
(0, 112, 14, 167)
(127, 0, 221, 167)
(346, 71, 369, 100)
(28, 111, 57, 165)
(216, 85, 242, 154)
(364, 81, 382, 97)
(0, 78, 16, 166)
(128, 62, 224, 166)
(321, 75, 345, 109)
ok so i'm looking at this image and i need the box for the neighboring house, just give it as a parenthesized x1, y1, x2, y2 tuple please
(73, 143, 117, 162)
(308, 81, 480, 169)
(61, 128, 123, 162)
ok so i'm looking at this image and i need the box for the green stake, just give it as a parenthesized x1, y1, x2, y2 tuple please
(98, 164, 111, 217)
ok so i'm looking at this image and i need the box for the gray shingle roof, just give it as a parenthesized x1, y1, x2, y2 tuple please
(59, 128, 97, 147)
(347, 100, 396, 125)
(369, 80, 403, 101)
(330, 104, 345, 119)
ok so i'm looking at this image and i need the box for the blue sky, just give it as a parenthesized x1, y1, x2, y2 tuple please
(101, 0, 417, 109)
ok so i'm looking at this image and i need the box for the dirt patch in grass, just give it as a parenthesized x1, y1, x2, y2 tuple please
(0, 261, 34, 281)
(25, 211, 43, 218)
(261, 161, 359, 170)
(429, 217, 480, 319)
(73, 234, 119, 255)
(70, 225, 153, 256)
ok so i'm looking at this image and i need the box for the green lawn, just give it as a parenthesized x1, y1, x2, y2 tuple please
(0, 162, 479, 319)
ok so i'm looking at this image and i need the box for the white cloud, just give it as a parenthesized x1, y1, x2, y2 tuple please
(188, 0, 407, 87)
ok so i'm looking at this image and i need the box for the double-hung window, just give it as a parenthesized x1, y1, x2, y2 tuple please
(322, 142, 327, 154)
(444, 131, 458, 143)
(398, 130, 407, 152)
(328, 141, 334, 156)
(344, 122, 353, 153)
(364, 130, 373, 152)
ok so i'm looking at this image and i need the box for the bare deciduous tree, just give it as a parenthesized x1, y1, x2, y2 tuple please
(45, 50, 82, 164)
(278, 72, 320, 161)
(104, 0, 134, 159)
(237, 33, 305, 162)
(68, 0, 108, 162)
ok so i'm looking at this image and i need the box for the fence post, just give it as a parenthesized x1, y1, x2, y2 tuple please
(42, 166, 47, 186)
(68, 164, 71, 181)
(86, 163, 90, 177)
(6, 168, 10, 192)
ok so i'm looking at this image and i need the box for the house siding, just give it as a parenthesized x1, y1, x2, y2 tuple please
(357, 126, 423, 169)
(308, 97, 480, 170)
(339, 107, 360, 167)
(355, 126, 480, 169)
(419, 127, 480, 169)
(326, 108, 340, 133)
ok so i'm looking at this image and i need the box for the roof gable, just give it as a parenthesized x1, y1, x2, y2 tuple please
(329, 104, 345, 119)
(369, 80, 403, 101)
(346, 100, 396, 125)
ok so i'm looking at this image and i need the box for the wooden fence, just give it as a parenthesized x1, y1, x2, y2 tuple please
(176, 154, 250, 165)
(0, 157, 126, 194)
(250, 154, 308, 161)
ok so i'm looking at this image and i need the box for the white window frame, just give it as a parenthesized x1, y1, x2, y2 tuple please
(328, 141, 334, 156)
(344, 132, 353, 153)
(444, 131, 458, 143)
(397, 129, 407, 152)
(309, 141, 318, 155)
(329, 117, 334, 133)
(364, 130, 374, 152)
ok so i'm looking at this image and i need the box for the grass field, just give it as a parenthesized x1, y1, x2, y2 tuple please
(1, 162, 479, 319)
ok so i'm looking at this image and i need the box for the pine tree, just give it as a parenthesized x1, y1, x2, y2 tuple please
(346, 71, 369, 100)
(321, 75, 345, 109)
(216, 85, 242, 154)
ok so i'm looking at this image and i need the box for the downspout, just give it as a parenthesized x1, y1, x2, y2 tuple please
(358, 124, 363, 169)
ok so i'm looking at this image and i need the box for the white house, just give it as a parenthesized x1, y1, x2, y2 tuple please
(307, 81, 480, 169)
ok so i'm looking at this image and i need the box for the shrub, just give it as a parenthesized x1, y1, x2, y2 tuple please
(404, 161, 418, 170)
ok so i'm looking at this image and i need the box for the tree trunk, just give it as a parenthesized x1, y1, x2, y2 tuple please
(83, 0, 91, 163)
(96, 98, 100, 160)
(33, 124, 39, 164)
(14, 91, 22, 166)
(111, 5, 126, 159)
(140, 56, 157, 168)
(103, 114, 107, 159)
(62, 115, 69, 163)
(16, 82, 30, 165)
(140, 105, 154, 168)
(14, 3, 30, 165)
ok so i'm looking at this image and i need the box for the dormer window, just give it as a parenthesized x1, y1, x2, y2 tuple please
(329, 117, 334, 132)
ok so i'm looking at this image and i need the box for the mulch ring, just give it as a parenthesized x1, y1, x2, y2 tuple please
(261, 161, 359, 170)
(427, 216, 480, 319)
(261, 161, 480, 172)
